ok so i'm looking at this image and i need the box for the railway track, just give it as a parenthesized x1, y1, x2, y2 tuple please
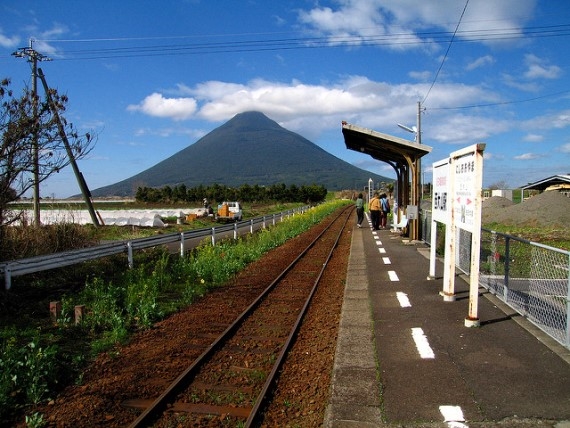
(122, 205, 353, 427)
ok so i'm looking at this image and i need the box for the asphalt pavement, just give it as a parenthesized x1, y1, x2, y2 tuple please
(324, 214, 570, 428)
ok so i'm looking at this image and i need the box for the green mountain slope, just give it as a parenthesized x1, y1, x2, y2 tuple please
(91, 111, 391, 196)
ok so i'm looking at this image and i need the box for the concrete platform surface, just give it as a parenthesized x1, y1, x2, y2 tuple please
(324, 215, 570, 428)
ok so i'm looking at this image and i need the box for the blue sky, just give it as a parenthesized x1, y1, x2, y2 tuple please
(1, 0, 569, 198)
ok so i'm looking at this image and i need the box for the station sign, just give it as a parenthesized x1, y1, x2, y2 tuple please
(429, 143, 485, 327)
(431, 158, 449, 223)
(453, 149, 480, 233)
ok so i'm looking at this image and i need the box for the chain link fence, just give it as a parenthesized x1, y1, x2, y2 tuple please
(421, 209, 570, 349)
(479, 229, 570, 348)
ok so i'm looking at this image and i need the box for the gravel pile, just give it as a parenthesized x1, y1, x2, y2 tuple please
(482, 191, 570, 227)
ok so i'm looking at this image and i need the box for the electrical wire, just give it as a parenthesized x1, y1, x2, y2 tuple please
(429, 89, 570, 111)
(422, 0, 470, 105)
(18, 22, 570, 62)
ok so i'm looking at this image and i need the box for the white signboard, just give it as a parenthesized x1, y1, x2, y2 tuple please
(429, 143, 485, 327)
(431, 158, 449, 223)
(452, 151, 479, 232)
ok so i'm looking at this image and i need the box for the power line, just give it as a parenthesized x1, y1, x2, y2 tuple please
(422, 0, 470, 105)
(22, 22, 570, 62)
(428, 89, 570, 111)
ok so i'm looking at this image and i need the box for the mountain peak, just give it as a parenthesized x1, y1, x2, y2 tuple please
(90, 110, 391, 196)
(221, 111, 283, 132)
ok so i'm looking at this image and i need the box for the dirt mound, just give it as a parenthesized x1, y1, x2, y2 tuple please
(482, 196, 514, 210)
(482, 191, 570, 227)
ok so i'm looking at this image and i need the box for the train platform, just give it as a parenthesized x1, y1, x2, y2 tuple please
(324, 214, 570, 428)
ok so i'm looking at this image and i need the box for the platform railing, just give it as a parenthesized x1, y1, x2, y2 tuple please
(420, 208, 570, 349)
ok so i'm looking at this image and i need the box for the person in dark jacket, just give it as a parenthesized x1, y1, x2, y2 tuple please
(355, 193, 364, 228)
(380, 193, 390, 229)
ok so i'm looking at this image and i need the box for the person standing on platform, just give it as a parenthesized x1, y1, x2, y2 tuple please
(380, 193, 390, 229)
(355, 193, 364, 228)
(369, 192, 381, 230)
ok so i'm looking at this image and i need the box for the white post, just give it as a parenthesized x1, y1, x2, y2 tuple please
(465, 145, 485, 327)
(127, 241, 133, 269)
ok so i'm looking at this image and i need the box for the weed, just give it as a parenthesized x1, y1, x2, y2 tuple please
(0, 335, 58, 420)
(248, 369, 267, 382)
(25, 412, 46, 428)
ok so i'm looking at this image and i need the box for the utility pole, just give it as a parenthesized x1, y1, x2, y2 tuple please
(12, 39, 51, 226)
(37, 68, 100, 227)
(417, 100, 423, 197)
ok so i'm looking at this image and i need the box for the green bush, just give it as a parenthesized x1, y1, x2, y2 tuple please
(0, 336, 58, 420)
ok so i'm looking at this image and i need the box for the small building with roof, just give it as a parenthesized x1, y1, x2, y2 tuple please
(521, 174, 570, 197)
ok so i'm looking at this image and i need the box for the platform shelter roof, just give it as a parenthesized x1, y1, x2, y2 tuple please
(341, 122, 432, 164)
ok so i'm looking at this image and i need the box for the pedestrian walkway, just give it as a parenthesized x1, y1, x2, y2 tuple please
(324, 214, 570, 428)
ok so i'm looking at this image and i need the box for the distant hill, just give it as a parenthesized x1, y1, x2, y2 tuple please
(90, 111, 391, 197)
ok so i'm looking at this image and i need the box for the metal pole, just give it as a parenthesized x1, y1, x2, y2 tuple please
(415, 101, 423, 240)
(12, 41, 51, 225)
(31, 50, 40, 226)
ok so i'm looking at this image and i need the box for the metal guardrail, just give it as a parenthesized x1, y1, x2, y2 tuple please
(1, 207, 308, 290)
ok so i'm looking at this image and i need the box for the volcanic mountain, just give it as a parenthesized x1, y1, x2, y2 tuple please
(90, 111, 390, 197)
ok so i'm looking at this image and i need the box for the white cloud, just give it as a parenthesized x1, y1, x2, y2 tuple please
(0, 30, 19, 48)
(523, 54, 562, 80)
(514, 153, 541, 160)
(523, 133, 543, 142)
(429, 113, 510, 145)
(466, 55, 494, 71)
(523, 110, 570, 130)
(127, 93, 198, 121)
(504, 54, 562, 92)
(483, 152, 505, 161)
(296, 0, 536, 50)
(409, 70, 432, 81)
(558, 143, 570, 154)
(134, 126, 206, 139)
(128, 76, 509, 145)
(24, 23, 71, 57)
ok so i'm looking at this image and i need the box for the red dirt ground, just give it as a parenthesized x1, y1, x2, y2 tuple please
(21, 212, 352, 427)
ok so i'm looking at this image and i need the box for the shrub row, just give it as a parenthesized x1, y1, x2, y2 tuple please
(135, 182, 328, 204)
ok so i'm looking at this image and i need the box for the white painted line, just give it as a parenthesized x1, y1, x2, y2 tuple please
(378, 248, 386, 254)
(439, 405, 468, 427)
(411, 327, 435, 359)
(375, 239, 382, 245)
(382, 257, 391, 265)
(396, 291, 411, 307)
(388, 270, 399, 281)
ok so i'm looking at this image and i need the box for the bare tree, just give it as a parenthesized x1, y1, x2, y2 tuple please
(0, 78, 95, 227)
(487, 180, 509, 190)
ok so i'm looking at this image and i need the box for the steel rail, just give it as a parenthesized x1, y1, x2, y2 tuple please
(245, 205, 353, 427)
(127, 205, 353, 427)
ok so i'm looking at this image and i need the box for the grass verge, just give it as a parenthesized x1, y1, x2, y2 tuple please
(0, 200, 350, 424)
